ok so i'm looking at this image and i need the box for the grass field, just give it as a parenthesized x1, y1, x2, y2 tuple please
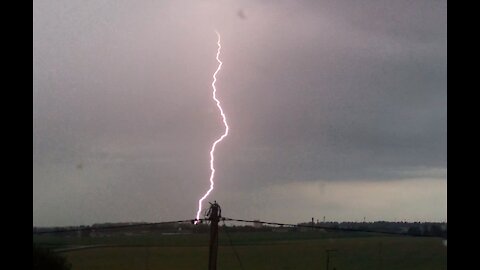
(35, 231, 447, 270)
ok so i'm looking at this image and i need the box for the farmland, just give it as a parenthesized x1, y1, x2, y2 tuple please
(34, 230, 447, 270)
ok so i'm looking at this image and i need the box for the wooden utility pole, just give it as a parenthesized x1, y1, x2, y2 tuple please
(207, 201, 221, 270)
(325, 249, 337, 270)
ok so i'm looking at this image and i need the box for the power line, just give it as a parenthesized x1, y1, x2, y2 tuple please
(221, 220, 245, 270)
(222, 217, 440, 238)
(33, 219, 206, 235)
(33, 216, 442, 238)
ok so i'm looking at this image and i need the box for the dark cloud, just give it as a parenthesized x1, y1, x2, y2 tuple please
(34, 0, 446, 226)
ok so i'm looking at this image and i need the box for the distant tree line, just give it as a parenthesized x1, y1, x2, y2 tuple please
(298, 221, 447, 237)
(33, 221, 447, 238)
(407, 224, 447, 237)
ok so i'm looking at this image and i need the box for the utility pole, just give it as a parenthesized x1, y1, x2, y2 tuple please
(207, 201, 221, 270)
(325, 249, 337, 270)
(378, 242, 383, 270)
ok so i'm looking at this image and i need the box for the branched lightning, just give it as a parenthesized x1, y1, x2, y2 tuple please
(195, 31, 228, 222)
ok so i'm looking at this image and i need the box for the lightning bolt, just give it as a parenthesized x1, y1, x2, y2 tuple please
(195, 31, 228, 223)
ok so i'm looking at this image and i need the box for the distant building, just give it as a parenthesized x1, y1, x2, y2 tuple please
(253, 220, 262, 228)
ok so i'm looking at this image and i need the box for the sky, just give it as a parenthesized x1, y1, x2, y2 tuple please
(33, 0, 447, 227)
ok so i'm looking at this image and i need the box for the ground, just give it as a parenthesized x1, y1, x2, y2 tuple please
(34, 231, 447, 270)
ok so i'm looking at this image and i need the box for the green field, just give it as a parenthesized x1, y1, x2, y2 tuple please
(34, 231, 447, 270)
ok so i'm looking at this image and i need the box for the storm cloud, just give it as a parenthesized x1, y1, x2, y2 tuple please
(34, 0, 446, 226)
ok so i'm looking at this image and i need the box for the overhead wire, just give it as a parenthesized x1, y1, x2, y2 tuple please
(221, 220, 245, 270)
(32, 219, 207, 235)
(222, 217, 441, 238)
(33, 216, 441, 238)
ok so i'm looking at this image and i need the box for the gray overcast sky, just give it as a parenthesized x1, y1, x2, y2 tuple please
(33, 0, 447, 226)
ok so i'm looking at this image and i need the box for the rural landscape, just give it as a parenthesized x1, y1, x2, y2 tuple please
(34, 0, 447, 269)
(33, 217, 447, 269)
